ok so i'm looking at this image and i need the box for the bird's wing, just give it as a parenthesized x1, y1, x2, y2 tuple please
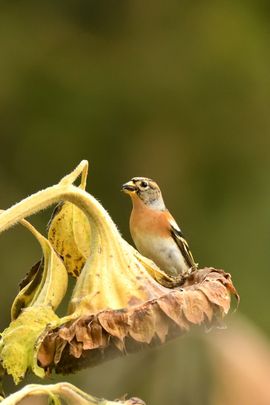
(169, 219, 197, 269)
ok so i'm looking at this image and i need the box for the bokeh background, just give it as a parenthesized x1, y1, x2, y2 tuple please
(1, 1, 270, 404)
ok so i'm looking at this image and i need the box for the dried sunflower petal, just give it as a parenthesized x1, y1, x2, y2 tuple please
(38, 268, 238, 374)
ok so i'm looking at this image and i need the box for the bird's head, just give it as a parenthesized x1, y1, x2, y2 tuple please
(122, 177, 165, 210)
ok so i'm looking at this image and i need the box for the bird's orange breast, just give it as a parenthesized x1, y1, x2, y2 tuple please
(130, 198, 171, 239)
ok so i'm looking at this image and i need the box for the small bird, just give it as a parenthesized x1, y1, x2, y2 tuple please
(122, 177, 197, 278)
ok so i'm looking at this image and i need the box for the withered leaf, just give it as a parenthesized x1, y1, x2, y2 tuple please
(12, 260, 44, 320)
(48, 201, 91, 278)
(11, 219, 68, 321)
(18, 260, 42, 290)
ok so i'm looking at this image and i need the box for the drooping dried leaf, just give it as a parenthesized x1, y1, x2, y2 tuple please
(0, 382, 145, 405)
(10, 219, 68, 321)
(38, 268, 238, 374)
(0, 215, 68, 383)
(11, 260, 44, 320)
(48, 201, 91, 278)
(47, 159, 90, 279)
(18, 260, 42, 290)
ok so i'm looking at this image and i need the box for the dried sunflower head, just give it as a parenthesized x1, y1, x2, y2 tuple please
(0, 161, 238, 382)
(38, 267, 238, 374)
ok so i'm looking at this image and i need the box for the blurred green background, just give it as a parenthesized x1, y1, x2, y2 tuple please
(1, 1, 270, 404)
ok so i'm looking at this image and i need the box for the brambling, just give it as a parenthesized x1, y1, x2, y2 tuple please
(122, 177, 197, 278)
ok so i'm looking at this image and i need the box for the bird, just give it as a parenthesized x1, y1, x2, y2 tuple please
(122, 177, 197, 278)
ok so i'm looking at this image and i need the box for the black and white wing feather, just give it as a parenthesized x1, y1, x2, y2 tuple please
(170, 222, 197, 269)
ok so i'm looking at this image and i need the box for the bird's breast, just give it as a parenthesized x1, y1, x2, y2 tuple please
(129, 207, 189, 276)
(130, 206, 169, 237)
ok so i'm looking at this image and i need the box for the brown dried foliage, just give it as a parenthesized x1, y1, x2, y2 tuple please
(38, 268, 238, 374)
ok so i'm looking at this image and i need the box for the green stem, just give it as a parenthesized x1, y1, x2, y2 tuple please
(0, 382, 126, 405)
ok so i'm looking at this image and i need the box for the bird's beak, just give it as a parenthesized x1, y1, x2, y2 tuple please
(121, 181, 137, 194)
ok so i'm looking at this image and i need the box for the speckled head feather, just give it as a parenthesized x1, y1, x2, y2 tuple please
(122, 177, 165, 210)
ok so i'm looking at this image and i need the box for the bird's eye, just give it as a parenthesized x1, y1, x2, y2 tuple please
(140, 181, 148, 188)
